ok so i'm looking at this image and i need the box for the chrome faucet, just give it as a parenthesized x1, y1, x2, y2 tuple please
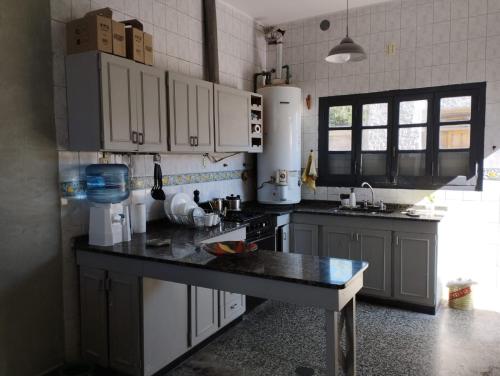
(361, 182, 375, 206)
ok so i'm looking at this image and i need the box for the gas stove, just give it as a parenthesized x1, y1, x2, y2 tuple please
(223, 211, 276, 243)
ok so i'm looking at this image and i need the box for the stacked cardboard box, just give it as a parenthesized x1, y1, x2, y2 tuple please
(66, 8, 153, 66)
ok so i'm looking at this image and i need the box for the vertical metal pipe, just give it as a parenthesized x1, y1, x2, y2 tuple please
(203, 0, 219, 83)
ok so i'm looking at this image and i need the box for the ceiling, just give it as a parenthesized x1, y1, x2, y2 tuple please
(223, 0, 388, 25)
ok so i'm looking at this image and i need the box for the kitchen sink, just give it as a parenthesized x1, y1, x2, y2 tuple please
(335, 206, 394, 215)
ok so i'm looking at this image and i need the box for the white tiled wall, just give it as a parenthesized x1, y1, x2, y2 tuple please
(266, 0, 500, 312)
(216, 0, 267, 90)
(50, 0, 264, 360)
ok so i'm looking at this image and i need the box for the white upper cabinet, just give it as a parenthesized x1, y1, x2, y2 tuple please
(167, 72, 214, 153)
(100, 54, 138, 151)
(67, 52, 167, 152)
(136, 65, 168, 152)
(214, 84, 251, 152)
(67, 53, 262, 154)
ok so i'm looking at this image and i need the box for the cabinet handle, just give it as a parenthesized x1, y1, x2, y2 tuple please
(356, 233, 360, 241)
(195, 137, 199, 146)
(283, 232, 287, 240)
(189, 136, 194, 146)
(230, 303, 238, 310)
(132, 131, 138, 143)
(138, 132, 144, 145)
(351, 233, 355, 241)
(395, 236, 399, 246)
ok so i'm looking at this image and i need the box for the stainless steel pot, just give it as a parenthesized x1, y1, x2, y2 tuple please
(225, 194, 241, 211)
(209, 198, 224, 213)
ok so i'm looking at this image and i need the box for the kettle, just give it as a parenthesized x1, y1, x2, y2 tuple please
(225, 194, 241, 211)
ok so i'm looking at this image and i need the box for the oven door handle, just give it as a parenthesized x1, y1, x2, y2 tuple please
(246, 233, 276, 243)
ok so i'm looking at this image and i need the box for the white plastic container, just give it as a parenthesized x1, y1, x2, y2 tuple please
(257, 86, 302, 204)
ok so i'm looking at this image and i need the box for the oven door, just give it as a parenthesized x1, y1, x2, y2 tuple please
(248, 231, 277, 252)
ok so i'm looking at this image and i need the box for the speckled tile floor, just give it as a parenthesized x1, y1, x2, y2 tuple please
(165, 301, 500, 376)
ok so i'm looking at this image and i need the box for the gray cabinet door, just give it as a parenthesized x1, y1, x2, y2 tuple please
(190, 80, 214, 152)
(137, 65, 167, 152)
(219, 291, 246, 328)
(142, 279, 189, 376)
(79, 267, 109, 368)
(394, 232, 436, 306)
(290, 223, 318, 255)
(356, 229, 392, 298)
(100, 53, 137, 151)
(108, 272, 142, 376)
(168, 72, 214, 153)
(168, 72, 194, 152)
(190, 286, 219, 347)
(214, 84, 251, 152)
(322, 226, 355, 259)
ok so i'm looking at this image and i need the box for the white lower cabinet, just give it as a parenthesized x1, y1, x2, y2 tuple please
(291, 214, 438, 308)
(290, 223, 319, 255)
(190, 286, 219, 346)
(393, 232, 436, 306)
(79, 229, 246, 376)
(219, 291, 246, 328)
(322, 227, 392, 298)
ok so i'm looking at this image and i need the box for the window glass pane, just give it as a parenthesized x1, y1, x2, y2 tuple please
(399, 153, 426, 176)
(362, 103, 388, 126)
(329, 130, 352, 151)
(439, 124, 471, 149)
(440, 96, 471, 122)
(399, 100, 428, 124)
(328, 153, 351, 175)
(329, 106, 352, 127)
(438, 151, 469, 176)
(362, 129, 387, 151)
(398, 127, 427, 150)
(361, 153, 386, 175)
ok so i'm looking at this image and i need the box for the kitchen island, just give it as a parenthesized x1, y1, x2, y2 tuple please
(75, 220, 368, 376)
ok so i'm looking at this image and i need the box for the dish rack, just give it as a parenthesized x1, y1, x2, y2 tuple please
(165, 213, 204, 227)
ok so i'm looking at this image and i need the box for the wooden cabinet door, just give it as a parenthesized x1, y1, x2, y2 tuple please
(137, 65, 167, 152)
(108, 272, 142, 376)
(290, 223, 318, 256)
(356, 229, 392, 298)
(100, 53, 137, 151)
(190, 286, 219, 347)
(322, 226, 355, 259)
(168, 72, 194, 152)
(80, 267, 109, 368)
(190, 80, 214, 152)
(219, 291, 246, 328)
(214, 84, 251, 152)
(394, 232, 436, 306)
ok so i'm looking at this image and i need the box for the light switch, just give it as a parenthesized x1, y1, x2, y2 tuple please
(386, 42, 397, 56)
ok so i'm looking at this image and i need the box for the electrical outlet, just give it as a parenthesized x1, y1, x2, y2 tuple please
(386, 42, 397, 56)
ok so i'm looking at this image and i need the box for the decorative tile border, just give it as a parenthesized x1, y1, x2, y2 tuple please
(484, 168, 500, 181)
(60, 169, 251, 198)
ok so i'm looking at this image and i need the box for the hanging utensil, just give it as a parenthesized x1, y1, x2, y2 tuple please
(156, 163, 166, 201)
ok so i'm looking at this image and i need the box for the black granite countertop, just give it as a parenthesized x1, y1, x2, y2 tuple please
(74, 220, 368, 289)
(243, 200, 443, 222)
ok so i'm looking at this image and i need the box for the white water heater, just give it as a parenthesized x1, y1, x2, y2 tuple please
(257, 86, 302, 204)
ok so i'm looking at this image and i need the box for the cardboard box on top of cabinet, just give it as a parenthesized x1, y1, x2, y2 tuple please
(143, 32, 154, 66)
(111, 21, 126, 57)
(67, 8, 113, 55)
(121, 19, 144, 64)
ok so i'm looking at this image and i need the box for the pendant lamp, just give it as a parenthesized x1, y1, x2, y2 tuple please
(325, 0, 367, 63)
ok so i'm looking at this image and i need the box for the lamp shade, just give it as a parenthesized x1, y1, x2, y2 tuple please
(325, 36, 367, 63)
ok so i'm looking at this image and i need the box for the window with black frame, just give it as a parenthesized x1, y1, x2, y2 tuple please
(317, 83, 486, 190)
